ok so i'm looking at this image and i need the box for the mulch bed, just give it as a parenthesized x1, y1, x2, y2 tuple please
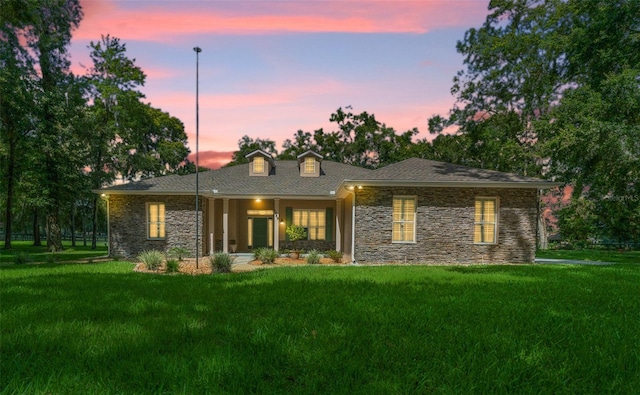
(134, 257, 343, 275)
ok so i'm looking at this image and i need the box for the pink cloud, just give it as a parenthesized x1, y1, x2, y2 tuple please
(188, 150, 234, 170)
(75, 0, 488, 42)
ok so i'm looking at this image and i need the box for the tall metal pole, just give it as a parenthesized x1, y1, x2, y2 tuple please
(194, 46, 202, 268)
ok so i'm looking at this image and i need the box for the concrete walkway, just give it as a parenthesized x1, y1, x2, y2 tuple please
(230, 254, 259, 272)
(534, 258, 614, 265)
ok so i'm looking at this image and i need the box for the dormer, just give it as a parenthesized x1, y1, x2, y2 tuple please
(246, 149, 275, 177)
(297, 150, 322, 177)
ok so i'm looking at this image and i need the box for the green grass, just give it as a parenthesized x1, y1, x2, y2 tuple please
(1, 262, 639, 394)
(0, 241, 108, 264)
(537, 249, 640, 264)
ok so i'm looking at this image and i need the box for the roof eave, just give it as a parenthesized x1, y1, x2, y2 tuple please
(341, 179, 561, 190)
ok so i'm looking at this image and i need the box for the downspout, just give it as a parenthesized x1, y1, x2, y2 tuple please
(351, 190, 356, 264)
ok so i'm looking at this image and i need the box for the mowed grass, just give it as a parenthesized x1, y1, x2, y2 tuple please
(1, 262, 639, 394)
(536, 248, 640, 264)
(0, 241, 108, 264)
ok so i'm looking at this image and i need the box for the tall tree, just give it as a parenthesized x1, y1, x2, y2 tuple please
(0, 12, 36, 249)
(85, 35, 191, 247)
(436, 0, 640, 244)
(1, 0, 83, 251)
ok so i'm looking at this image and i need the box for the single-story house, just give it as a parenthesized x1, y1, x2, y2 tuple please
(97, 150, 557, 263)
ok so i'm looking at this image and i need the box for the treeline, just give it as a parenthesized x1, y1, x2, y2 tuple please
(1, 1, 193, 250)
(229, 0, 640, 245)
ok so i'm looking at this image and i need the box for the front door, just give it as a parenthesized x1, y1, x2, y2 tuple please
(252, 217, 269, 249)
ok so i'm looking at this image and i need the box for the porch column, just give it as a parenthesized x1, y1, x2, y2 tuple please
(335, 198, 343, 252)
(223, 198, 229, 254)
(351, 191, 356, 263)
(273, 198, 280, 251)
(208, 197, 215, 255)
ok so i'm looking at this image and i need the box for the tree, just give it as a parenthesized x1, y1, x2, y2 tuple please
(0, 13, 37, 249)
(85, 35, 191, 247)
(3, 0, 84, 251)
(228, 107, 419, 169)
(436, 0, 640, 245)
(225, 135, 278, 166)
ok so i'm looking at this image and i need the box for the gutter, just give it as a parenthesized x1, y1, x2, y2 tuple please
(339, 179, 561, 190)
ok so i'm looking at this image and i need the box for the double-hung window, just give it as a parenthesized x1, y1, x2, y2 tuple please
(253, 156, 265, 174)
(304, 157, 315, 174)
(474, 198, 498, 244)
(293, 209, 325, 240)
(147, 203, 166, 239)
(392, 196, 416, 243)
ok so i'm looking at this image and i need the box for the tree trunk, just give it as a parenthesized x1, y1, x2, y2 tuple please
(3, 131, 16, 250)
(47, 212, 63, 252)
(71, 202, 76, 247)
(538, 210, 549, 250)
(3, 172, 13, 249)
(33, 208, 42, 246)
(91, 195, 98, 250)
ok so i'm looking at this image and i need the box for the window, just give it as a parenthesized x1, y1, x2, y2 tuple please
(392, 196, 416, 243)
(474, 198, 498, 244)
(304, 157, 316, 174)
(253, 156, 265, 173)
(293, 209, 325, 240)
(147, 203, 165, 239)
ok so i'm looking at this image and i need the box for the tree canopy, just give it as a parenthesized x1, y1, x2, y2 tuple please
(1, 4, 192, 250)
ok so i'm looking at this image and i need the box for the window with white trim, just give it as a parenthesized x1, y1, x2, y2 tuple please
(474, 198, 498, 244)
(147, 203, 165, 239)
(293, 209, 325, 240)
(304, 157, 315, 174)
(253, 156, 265, 173)
(392, 196, 416, 243)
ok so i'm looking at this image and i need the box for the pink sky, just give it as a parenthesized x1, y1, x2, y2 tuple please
(70, 0, 490, 169)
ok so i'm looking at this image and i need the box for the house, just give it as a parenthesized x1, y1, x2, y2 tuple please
(97, 150, 557, 264)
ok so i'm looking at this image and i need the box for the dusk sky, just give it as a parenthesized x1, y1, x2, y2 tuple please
(69, 0, 491, 169)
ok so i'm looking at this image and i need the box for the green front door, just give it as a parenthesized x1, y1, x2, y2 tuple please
(252, 218, 269, 249)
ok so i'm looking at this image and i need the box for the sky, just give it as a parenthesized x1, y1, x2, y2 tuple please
(69, 0, 491, 169)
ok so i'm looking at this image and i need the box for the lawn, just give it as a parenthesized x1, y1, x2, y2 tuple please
(536, 248, 640, 264)
(1, 261, 639, 394)
(0, 241, 108, 264)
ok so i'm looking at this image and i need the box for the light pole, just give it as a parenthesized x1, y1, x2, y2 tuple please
(194, 46, 202, 268)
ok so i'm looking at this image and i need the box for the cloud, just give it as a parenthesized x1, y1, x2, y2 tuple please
(188, 150, 234, 169)
(75, 0, 488, 42)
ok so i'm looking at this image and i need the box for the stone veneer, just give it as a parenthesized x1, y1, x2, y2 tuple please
(108, 195, 203, 258)
(354, 187, 538, 264)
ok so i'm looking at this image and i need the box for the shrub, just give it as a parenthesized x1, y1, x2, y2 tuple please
(254, 247, 266, 261)
(286, 225, 307, 250)
(14, 252, 32, 265)
(137, 250, 164, 271)
(258, 248, 279, 264)
(306, 249, 321, 265)
(166, 259, 180, 273)
(325, 250, 343, 263)
(210, 252, 233, 273)
(167, 246, 190, 261)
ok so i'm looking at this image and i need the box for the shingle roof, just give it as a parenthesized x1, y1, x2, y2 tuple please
(363, 158, 547, 184)
(208, 160, 371, 196)
(100, 172, 211, 193)
(98, 157, 556, 195)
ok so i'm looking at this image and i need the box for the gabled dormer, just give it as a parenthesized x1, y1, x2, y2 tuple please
(246, 149, 275, 177)
(297, 150, 323, 177)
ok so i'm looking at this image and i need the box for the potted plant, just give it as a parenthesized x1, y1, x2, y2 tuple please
(285, 225, 307, 259)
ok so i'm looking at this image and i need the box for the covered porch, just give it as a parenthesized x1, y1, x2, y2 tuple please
(202, 195, 354, 261)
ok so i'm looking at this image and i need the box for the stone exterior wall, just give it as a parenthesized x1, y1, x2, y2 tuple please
(354, 187, 538, 264)
(108, 195, 203, 258)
